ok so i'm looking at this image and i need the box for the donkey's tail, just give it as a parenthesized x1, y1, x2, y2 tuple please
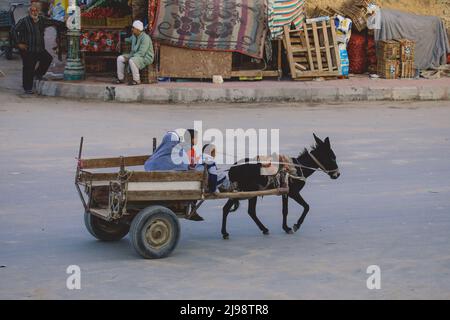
(229, 199, 240, 213)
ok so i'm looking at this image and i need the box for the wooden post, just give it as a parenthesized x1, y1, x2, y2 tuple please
(277, 39, 282, 79)
(312, 22, 322, 71)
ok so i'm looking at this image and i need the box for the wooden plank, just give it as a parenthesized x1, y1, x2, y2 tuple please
(159, 45, 232, 79)
(127, 190, 202, 201)
(277, 39, 282, 78)
(80, 155, 150, 169)
(230, 70, 279, 77)
(204, 188, 289, 200)
(127, 181, 201, 191)
(295, 63, 307, 71)
(329, 20, 341, 71)
(129, 171, 204, 182)
(311, 22, 323, 71)
(322, 20, 333, 71)
(79, 172, 117, 182)
(295, 71, 342, 78)
(79, 170, 204, 182)
(283, 25, 297, 80)
(302, 23, 314, 72)
(291, 46, 308, 53)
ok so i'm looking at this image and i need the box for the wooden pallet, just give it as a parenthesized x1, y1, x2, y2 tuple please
(283, 20, 341, 80)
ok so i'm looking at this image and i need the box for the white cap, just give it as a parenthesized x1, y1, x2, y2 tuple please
(132, 20, 144, 31)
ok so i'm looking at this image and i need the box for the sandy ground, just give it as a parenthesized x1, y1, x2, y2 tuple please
(0, 91, 450, 299)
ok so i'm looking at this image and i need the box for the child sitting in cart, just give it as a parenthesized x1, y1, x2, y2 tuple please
(184, 129, 200, 169)
(196, 144, 232, 194)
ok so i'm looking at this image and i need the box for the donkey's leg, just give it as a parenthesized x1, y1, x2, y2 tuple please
(282, 194, 293, 234)
(221, 199, 235, 240)
(290, 192, 310, 232)
(248, 197, 269, 235)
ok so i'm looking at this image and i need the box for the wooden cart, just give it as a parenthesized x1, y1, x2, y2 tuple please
(75, 138, 289, 259)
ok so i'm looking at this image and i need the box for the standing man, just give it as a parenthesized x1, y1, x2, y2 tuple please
(14, 4, 65, 94)
(115, 20, 154, 85)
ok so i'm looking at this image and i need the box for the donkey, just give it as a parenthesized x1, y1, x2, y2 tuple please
(221, 134, 340, 239)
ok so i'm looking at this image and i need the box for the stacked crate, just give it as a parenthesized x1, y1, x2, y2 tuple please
(396, 39, 415, 79)
(376, 40, 400, 79)
(377, 39, 415, 79)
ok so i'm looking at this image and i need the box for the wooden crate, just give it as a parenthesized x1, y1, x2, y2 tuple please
(395, 39, 415, 62)
(400, 61, 415, 79)
(377, 40, 400, 60)
(340, 0, 372, 32)
(377, 59, 399, 79)
(283, 20, 341, 80)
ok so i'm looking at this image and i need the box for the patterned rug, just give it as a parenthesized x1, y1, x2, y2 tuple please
(151, 0, 268, 58)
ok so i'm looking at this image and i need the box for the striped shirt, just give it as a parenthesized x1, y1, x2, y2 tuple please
(14, 15, 65, 53)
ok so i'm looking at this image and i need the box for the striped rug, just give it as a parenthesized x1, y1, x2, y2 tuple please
(268, 0, 306, 39)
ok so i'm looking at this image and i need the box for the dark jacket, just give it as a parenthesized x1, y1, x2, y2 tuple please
(14, 15, 65, 53)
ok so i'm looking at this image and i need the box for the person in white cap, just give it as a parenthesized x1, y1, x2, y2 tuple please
(115, 20, 154, 85)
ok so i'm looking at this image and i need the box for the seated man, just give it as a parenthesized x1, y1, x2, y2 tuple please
(115, 20, 154, 85)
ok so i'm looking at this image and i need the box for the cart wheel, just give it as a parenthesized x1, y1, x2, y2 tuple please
(130, 206, 180, 259)
(84, 211, 129, 241)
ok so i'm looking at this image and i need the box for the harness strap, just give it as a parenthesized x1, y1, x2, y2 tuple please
(309, 152, 338, 174)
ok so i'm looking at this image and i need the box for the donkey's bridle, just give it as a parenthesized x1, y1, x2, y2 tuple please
(308, 152, 339, 174)
(289, 151, 339, 182)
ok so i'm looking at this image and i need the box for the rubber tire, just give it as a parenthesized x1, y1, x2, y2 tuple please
(84, 211, 130, 241)
(130, 206, 180, 259)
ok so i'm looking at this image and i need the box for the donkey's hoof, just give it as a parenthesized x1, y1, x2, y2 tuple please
(293, 224, 300, 232)
(262, 230, 270, 235)
(285, 228, 294, 234)
(222, 233, 229, 240)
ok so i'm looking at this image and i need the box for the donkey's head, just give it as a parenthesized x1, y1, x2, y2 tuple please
(311, 134, 340, 180)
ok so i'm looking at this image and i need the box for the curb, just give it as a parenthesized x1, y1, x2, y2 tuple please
(34, 80, 450, 103)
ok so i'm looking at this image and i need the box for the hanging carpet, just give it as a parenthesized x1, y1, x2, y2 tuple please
(151, 0, 268, 58)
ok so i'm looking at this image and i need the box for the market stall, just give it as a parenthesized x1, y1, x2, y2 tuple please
(79, 0, 132, 75)
(51, 0, 449, 83)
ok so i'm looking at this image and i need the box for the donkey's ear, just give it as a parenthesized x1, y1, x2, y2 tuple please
(313, 133, 323, 145)
(324, 137, 330, 147)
